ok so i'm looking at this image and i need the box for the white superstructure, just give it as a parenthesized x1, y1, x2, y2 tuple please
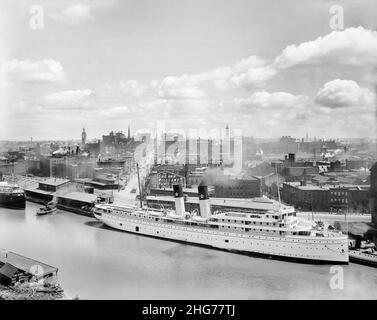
(93, 185, 348, 263)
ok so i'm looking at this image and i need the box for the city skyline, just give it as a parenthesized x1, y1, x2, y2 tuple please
(1, 0, 377, 141)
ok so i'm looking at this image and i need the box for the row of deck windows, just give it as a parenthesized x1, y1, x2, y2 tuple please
(220, 218, 277, 227)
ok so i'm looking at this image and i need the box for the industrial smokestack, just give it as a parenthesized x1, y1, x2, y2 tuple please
(198, 185, 211, 218)
(154, 137, 158, 165)
(197, 137, 200, 165)
(173, 184, 185, 216)
(219, 139, 223, 165)
(186, 137, 190, 165)
(208, 139, 212, 165)
(164, 133, 167, 163)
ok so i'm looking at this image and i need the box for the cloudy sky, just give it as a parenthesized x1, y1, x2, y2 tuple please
(1, 0, 377, 141)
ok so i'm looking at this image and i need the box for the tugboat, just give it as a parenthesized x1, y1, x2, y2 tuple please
(0, 181, 26, 209)
(37, 199, 57, 216)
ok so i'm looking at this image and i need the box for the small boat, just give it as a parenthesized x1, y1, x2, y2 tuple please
(37, 206, 57, 216)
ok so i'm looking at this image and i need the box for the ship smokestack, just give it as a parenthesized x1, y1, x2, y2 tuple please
(173, 184, 185, 216)
(198, 185, 211, 218)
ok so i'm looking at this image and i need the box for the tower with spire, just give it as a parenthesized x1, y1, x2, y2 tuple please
(81, 127, 87, 148)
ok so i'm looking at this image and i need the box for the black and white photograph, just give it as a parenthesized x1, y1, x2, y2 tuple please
(0, 0, 377, 305)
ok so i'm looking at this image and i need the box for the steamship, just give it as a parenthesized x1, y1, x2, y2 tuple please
(93, 185, 349, 263)
(0, 182, 26, 209)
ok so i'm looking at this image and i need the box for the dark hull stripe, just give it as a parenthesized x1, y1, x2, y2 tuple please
(349, 256, 377, 268)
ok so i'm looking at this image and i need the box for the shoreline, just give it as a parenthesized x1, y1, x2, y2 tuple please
(0, 283, 73, 300)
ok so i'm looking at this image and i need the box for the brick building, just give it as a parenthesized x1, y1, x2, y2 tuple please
(214, 175, 261, 199)
(281, 181, 329, 211)
(281, 181, 370, 213)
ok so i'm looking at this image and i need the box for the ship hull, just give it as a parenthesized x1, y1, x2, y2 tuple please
(95, 213, 349, 264)
(0, 193, 26, 210)
(349, 251, 377, 267)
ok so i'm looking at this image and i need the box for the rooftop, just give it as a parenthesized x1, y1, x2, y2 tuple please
(0, 251, 58, 277)
(284, 181, 370, 191)
(58, 191, 99, 203)
(39, 178, 70, 187)
(25, 186, 56, 195)
(146, 195, 291, 211)
(150, 186, 215, 193)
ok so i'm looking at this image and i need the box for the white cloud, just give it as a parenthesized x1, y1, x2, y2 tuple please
(49, 4, 93, 26)
(274, 26, 377, 68)
(155, 56, 276, 99)
(119, 80, 144, 97)
(43, 89, 93, 109)
(2, 59, 65, 83)
(154, 27, 377, 103)
(157, 86, 207, 100)
(155, 27, 377, 100)
(315, 79, 375, 109)
(234, 91, 309, 110)
(229, 66, 277, 89)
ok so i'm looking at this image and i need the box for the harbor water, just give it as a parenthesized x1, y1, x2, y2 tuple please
(1, 202, 376, 300)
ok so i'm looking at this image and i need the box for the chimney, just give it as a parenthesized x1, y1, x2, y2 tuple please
(208, 139, 212, 165)
(186, 137, 190, 165)
(164, 133, 167, 163)
(197, 137, 200, 165)
(198, 185, 211, 218)
(173, 184, 185, 216)
(154, 137, 158, 165)
(219, 139, 223, 165)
